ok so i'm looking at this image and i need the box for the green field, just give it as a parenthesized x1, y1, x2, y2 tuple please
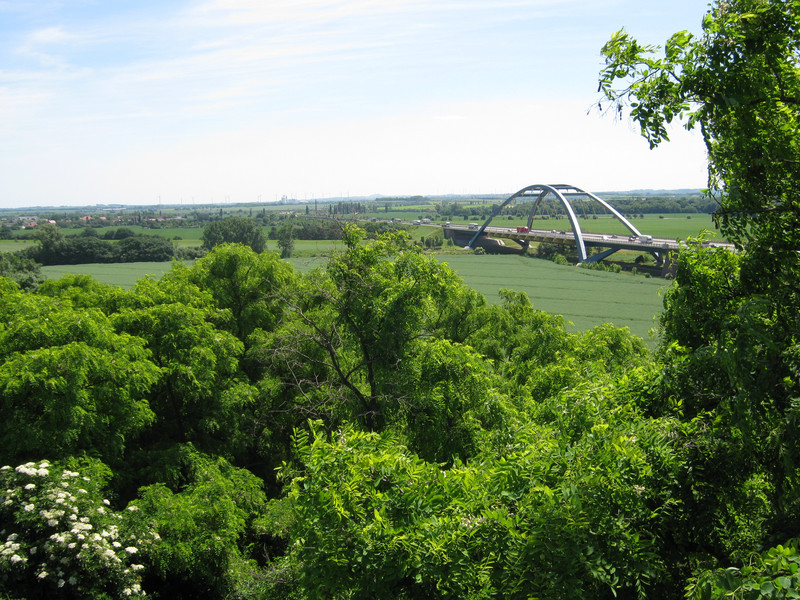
(35, 240, 669, 345)
(283, 239, 344, 257)
(281, 253, 666, 339)
(438, 254, 667, 341)
(39, 251, 668, 344)
(40, 262, 181, 289)
(0, 240, 36, 252)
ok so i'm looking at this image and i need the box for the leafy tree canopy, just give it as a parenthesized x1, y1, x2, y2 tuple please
(600, 0, 800, 588)
(201, 217, 266, 253)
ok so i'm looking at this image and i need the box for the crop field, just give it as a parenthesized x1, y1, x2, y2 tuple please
(437, 254, 667, 342)
(0, 240, 36, 252)
(40, 262, 181, 289)
(39, 251, 668, 344)
(145, 227, 204, 240)
(286, 252, 667, 344)
(544, 213, 720, 240)
(286, 239, 344, 256)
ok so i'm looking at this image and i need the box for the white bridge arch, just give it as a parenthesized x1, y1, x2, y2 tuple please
(467, 183, 643, 263)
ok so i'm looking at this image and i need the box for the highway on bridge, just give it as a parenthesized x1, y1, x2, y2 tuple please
(445, 223, 683, 253)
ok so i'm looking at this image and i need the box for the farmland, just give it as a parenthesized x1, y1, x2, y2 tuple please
(9, 199, 710, 347)
(40, 249, 667, 344)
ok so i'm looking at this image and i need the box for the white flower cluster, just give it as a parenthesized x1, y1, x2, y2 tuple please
(0, 460, 155, 599)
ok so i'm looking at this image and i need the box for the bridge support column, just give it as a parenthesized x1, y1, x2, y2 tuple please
(584, 247, 619, 263)
(661, 251, 678, 278)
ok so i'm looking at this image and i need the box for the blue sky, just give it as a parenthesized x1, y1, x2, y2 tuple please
(1, 0, 711, 207)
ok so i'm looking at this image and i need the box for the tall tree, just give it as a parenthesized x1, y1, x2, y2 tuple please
(0, 253, 43, 290)
(276, 221, 295, 258)
(262, 226, 477, 432)
(599, 0, 800, 250)
(598, 0, 800, 572)
(201, 217, 266, 253)
(174, 244, 296, 343)
(0, 289, 160, 465)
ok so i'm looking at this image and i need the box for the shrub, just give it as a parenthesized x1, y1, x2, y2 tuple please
(0, 460, 157, 599)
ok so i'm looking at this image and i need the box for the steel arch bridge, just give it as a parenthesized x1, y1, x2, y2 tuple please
(466, 183, 644, 263)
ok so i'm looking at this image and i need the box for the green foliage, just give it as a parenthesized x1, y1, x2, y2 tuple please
(0, 291, 159, 465)
(0, 254, 43, 290)
(599, 0, 800, 271)
(113, 235, 173, 262)
(387, 338, 513, 463)
(687, 541, 800, 600)
(601, 0, 800, 583)
(279, 411, 683, 599)
(261, 225, 481, 433)
(130, 449, 268, 599)
(111, 293, 250, 455)
(178, 243, 296, 342)
(26, 228, 175, 265)
(35, 273, 126, 311)
(107, 272, 261, 487)
(466, 289, 571, 395)
(201, 217, 266, 253)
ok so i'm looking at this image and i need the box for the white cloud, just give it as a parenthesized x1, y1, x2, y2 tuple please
(28, 25, 76, 44)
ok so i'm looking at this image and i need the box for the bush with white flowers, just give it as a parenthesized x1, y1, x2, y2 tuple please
(0, 460, 159, 599)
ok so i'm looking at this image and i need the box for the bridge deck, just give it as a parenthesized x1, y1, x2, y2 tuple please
(441, 224, 732, 254)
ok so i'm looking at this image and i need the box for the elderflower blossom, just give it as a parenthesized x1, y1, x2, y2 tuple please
(15, 463, 36, 476)
(0, 460, 154, 598)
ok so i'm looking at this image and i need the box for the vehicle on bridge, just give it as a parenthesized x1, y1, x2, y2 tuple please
(516, 226, 530, 233)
